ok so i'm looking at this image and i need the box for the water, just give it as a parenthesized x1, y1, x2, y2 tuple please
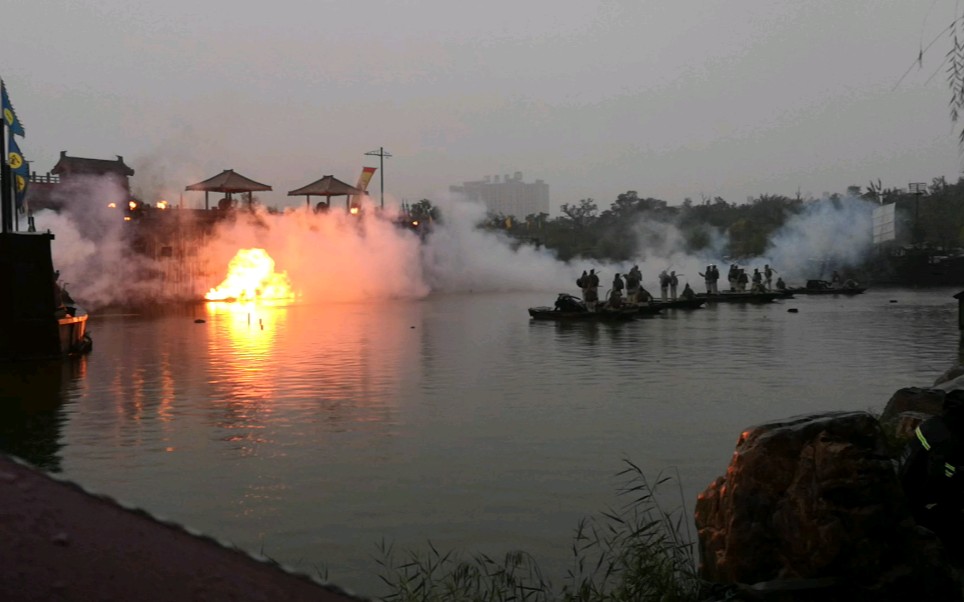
(1, 288, 961, 597)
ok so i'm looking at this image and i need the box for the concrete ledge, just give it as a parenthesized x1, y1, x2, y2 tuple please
(0, 454, 365, 601)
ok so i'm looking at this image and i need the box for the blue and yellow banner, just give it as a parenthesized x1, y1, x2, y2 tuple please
(1, 79, 25, 137)
(8, 135, 28, 209)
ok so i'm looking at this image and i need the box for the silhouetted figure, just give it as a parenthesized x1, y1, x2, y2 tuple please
(700, 265, 713, 294)
(609, 273, 624, 307)
(626, 265, 642, 303)
(764, 264, 776, 290)
(586, 269, 600, 311)
(900, 390, 964, 562)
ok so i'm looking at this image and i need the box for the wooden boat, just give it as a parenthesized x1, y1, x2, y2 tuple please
(786, 279, 867, 295)
(528, 293, 643, 321)
(649, 297, 706, 310)
(696, 291, 784, 303)
(528, 306, 639, 321)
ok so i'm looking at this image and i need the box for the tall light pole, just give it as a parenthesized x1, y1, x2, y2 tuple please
(364, 147, 392, 210)
(909, 182, 926, 246)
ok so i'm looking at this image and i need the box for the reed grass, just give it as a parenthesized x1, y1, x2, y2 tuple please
(375, 459, 702, 601)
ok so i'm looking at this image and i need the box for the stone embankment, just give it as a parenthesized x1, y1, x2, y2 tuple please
(0, 454, 365, 601)
(695, 367, 964, 601)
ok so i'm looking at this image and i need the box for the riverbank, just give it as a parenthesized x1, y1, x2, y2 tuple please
(0, 454, 364, 601)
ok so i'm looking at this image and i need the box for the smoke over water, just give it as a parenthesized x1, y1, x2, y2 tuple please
(22, 174, 876, 309)
(759, 197, 876, 281)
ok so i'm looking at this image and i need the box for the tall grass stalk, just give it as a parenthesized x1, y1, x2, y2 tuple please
(376, 460, 702, 601)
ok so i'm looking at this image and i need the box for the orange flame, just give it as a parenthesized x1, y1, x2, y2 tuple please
(205, 248, 295, 302)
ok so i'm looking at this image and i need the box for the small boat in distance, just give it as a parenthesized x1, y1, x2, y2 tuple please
(786, 279, 867, 295)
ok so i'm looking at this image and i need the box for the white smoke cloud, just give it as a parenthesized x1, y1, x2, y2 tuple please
(20, 172, 877, 310)
(420, 197, 574, 293)
(759, 196, 875, 282)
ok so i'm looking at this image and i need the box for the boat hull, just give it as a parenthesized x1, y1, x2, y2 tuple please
(528, 307, 638, 321)
(58, 313, 91, 356)
(697, 291, 783, 303)
(649, 298, 706, 310)
(786, 287, 867, 295)
(1, 232, 93, 361)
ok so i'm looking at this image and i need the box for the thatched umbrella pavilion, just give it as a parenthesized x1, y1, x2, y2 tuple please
(288, 175, 363, 213)
(185, 169, 272, 210)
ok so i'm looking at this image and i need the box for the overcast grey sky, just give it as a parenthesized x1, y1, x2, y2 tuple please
(2, 1, 961, 212)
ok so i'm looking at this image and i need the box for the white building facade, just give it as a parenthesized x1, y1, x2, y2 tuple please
(450, 172, 550, 217)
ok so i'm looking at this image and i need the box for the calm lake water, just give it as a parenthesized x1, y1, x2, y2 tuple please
(2, 288, 962, 597)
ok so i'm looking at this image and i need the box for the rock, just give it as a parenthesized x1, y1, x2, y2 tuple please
(891, 412, 932, 443)
(935, 373, 964, 392)
(935, 364, 964, 386)
(879, 388, 944, 426)
(695, 411, 962, 601)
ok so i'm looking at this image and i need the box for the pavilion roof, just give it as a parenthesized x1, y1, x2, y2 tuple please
(185, 169, 272, 193)
(288, 175, 361, 197)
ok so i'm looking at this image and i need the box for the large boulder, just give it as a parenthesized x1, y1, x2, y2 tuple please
(695, 411, 961, 601)
(878, 387, 944, 425)
(935, 364, 964, 386)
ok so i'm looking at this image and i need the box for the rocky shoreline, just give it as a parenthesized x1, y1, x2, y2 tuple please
(694, 366, 964, 601)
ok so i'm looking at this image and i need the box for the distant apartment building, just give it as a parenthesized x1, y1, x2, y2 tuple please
(449, 172, 549, 217)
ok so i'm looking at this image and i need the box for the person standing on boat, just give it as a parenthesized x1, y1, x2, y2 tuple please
(710, 265, 720, 294)
(586, 269, 600, 311)
(699, 265, 713, 294)
(577, 270, 588, 302)
(738, 268, 749, 292)
(610, 273, 625, 307)
(625, 265, 641, 303)
(669, 271, 679, 300)
(728, 264, 738, 292)
(831, 270, 841, 287)
(751, 268, 763, 293)
(764, 264, 776, 290)
(659, 270, 670, 302)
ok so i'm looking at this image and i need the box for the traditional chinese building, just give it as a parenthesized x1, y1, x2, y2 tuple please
(26, 151, 135, 212)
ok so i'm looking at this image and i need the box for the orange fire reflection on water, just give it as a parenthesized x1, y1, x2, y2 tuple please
(205, 248, 295, 302)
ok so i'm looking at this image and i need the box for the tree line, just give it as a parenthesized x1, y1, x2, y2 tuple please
(426, 176, 964, 262)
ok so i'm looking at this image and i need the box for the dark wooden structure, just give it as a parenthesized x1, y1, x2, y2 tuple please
(26, 151, 135, 213)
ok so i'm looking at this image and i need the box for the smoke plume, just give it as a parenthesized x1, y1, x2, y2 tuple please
(23, 173, 876, 309)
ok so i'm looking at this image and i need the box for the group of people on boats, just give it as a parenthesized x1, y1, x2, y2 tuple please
(578, 263, 797, 306)
(695, 263, 786, 295)
(576, 265, 697, 311)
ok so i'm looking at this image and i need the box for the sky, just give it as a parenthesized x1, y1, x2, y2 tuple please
(3, 1, 963, 213)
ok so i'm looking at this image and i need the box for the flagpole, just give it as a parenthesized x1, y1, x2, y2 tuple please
(1, 113, 11, 234)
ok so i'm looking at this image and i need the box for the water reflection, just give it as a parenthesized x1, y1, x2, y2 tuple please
(0, 357, 86, 471)
(205, 302, 286, 456)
